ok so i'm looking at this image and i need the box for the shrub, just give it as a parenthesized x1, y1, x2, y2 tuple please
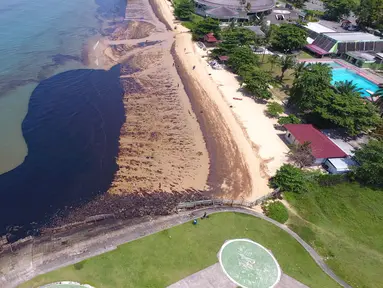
(266, 102, 284, 118)
(278, 114, 301, 125)
(353, 140, 383, 187)
(317, 174, 348, 186)
(264, 201, 289, 223)
(270, 164, 308, 194)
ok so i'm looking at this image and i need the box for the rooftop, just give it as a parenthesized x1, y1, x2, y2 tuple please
(244, 26, 266, 37)
(195, 0, 275, 13)
(284, 124, 348, 159)
(204, 33, 218, 43)
(323, 32, 383, 42)
(327, 158, 357, 170)
(305, 22, 335, 34)
(205, 6, 239, 18)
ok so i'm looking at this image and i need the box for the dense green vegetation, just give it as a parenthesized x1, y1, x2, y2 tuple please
(352, 140, 383, 187)
(323, 0, 357, 21)
(20, 213, 339, 288)
(278, 114, 301, 125)
(355, 0, 383, 29)
(263, 201, 289, 223)
(270, 164, 310, 194)
(289, 63, 381, 135)
(285, 182, 383, 288)
(266, 102, 284, 117)
(271, 24, 307, 52)
(174, 0, 194, 20)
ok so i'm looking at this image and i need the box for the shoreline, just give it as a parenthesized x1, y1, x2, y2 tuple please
(150, 0, 277, 200)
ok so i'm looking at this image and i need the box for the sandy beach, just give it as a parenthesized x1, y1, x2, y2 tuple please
(149, 0, 290, 200)
(85, 0, 289, 201)
(101, 0, 210, 194)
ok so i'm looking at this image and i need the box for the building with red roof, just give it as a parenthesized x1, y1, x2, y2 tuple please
(203, 33, 218, 45)
(284, 124, 348, 165)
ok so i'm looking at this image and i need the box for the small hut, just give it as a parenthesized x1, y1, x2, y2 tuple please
(203, 33, 218, 46)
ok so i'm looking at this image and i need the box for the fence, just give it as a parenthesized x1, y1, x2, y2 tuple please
(177, 189, 280, 210)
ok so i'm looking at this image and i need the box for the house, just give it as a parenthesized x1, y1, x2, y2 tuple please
(323, 158, 357, 174)
(218, 55, 229, 63)
(284, 124, 348, 165)
(203, 33, 218, 45)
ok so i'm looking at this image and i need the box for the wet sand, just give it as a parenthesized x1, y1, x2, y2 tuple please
(90, 0, 210, 194)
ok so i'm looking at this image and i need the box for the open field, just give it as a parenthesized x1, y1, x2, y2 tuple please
(285, 182, 383, 288)
(20, 212, 339, 288)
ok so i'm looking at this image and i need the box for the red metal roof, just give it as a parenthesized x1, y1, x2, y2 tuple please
(218, 55, 229, 61)
(305, 44, 330, 55)
(204, 33, 218, 43)
(284, 124, 347, 159)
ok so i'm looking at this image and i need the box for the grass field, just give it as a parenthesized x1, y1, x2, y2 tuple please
(285, 182, 383, 288)
(20, 212, 339, 288)
(260, 51, 314, 87)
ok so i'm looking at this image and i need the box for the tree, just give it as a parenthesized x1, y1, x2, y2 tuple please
(242, 68, 273, 100)
(353, 140, 383, 187)
(192, 18, 220, 40)
(174, 0, 194, 20)
(278, 114, 301, 125)
(217, 27, 259, 55)
(270, 164, 308, 194)
(279, 55, 296, 80)
(288, 142, 315, 168)
(266, 102, 284, 118)
(323, 0, 357, 21)
(227, 46, 259, 74)
(373, 86, 383, 115)
(334, 80, 363, 96)
(289, 63, 332, 111)
(271, 24, 307, 52)
(290, 0, 308, 9)
(312, 90, 382, 136)
(290, 63, 381, 135)
(356, 0, 383, 29)
(268, 54, 280, 73)
(293, 61, 307, 80)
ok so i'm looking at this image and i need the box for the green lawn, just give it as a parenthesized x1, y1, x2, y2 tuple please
(285, 182, 383, 288)
(20, 212, 339, 288)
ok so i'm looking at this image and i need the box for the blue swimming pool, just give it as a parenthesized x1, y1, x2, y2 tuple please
(331, 68, 379, 97)
(303, 61, 379, 97)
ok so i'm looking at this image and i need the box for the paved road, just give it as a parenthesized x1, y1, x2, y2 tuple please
(2, 207, 351, 288)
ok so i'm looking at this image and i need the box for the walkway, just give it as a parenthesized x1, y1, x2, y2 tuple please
(1, 207, 352, 288)
(167, 263, 309, 288)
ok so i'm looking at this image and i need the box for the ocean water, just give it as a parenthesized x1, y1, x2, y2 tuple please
(0, 0, 128, 239)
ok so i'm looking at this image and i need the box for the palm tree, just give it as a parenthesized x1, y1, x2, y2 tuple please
(374, 85, 383, 115)
(268, 54, 280, 73)
(293, 61, 307, 80)
(334, 80, 363, 95)
(279, 55, 296, 80)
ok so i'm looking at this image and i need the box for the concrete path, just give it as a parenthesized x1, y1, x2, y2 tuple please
(1, 207, 351, 288)
(167, 263, 309, 288)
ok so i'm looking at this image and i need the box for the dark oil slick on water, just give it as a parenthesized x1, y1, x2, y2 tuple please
(0, 0, 128, 240)
(0, 67, 125, 240)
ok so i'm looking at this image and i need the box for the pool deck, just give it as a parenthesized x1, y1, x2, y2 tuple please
(167, 263, 309, 288)
(299, 58, 383, 85)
